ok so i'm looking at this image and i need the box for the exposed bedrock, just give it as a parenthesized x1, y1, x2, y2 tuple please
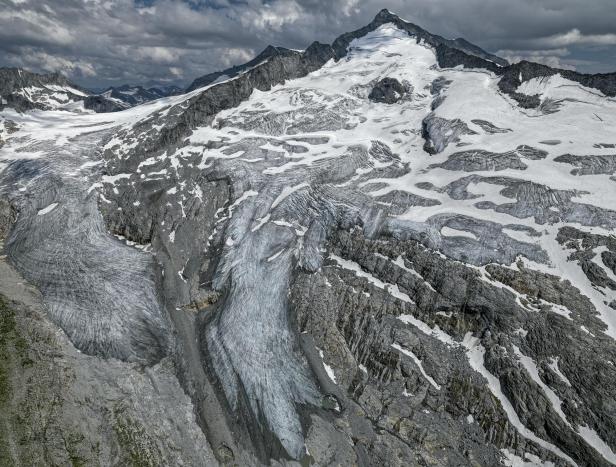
(422, 114, 477, 154)
(442, 175, 616, 229)
(290, 228, 616, 466)
(429, 145, 548, 172)
(554, 153, 616, 176)
(368, 77, 409, 104)
(83, 94, 126, 113)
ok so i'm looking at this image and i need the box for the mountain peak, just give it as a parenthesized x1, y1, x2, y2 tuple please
(375, 8, 398, 19)
(329, 9, 508, 67)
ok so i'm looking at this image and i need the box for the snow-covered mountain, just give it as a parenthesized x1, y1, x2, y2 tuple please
(0, 67, 91, 112)
(1, 9, 616, 467)
(0, 67, 129, 113)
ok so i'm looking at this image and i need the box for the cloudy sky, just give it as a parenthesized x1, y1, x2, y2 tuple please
(1, 0, 615, 89)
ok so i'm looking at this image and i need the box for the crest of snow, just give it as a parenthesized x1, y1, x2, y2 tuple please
(397, 314, 457, 347)
(501, 449, 555, 467)
(513, 345, 571, 428)
(227, 190, 258, 215)
(44, 84, 88, 97)
(440, 226, 478, 240)
(576, 425, 616, 464)
(272, 219, 294, 228)
(317, 348, 337, 383)
(467, 181, 512, 205)
(547, 357, 571, 387)
(102, 173, 131, 184)
(502, 228, 535, 243)
(271, 182, 310, 209)
(267, 249, 285, 262)
(37, 202, 58, 215)
(517, 74, 606, 100)
(178, 263, 187, 283)
(391, 343, 441, 390)
(392, 255, 437, 292)
(251, 214, 271, 232)
(329, 254, 414, 304)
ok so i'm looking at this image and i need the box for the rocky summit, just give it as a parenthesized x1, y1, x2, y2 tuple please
(1, 8, 616, 467)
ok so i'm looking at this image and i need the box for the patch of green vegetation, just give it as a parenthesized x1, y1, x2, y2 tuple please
(63, 432, 88, 467)
(0, 294, 19, 465)
(0, 295, 18, 404)
(112, 404, 162, 467)
(0, 294, 97, 466)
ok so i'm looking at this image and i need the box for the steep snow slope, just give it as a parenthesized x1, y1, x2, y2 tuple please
(2, 15, 616, 467)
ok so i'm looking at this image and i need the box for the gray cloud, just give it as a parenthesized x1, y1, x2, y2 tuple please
(0, 0, 614, 89)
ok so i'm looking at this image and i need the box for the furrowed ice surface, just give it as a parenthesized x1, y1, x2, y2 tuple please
(0, 100, 196, 362)
(3, 11, 616, 467)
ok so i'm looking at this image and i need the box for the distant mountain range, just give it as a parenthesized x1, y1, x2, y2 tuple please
(96, 84, 183, 106)
(0, 68, 184, 113)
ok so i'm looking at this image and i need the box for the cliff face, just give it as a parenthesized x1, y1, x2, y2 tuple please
(1, 11, 616, 467)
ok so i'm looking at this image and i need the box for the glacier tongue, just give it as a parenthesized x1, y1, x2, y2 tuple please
(0, 128, 172, 363)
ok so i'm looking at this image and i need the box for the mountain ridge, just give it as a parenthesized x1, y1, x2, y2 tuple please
(3, 9, 616, 114)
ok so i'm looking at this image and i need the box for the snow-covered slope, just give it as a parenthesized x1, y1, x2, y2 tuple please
(1, 11, 616, 467)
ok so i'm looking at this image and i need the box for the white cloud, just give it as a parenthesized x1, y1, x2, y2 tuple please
(7, 49, 97, 77)
(135, 46, 180, 64)
(242, 1, 303, 31)
(169, 66, 183, 77)
(541, 29, 616, 47)
(496, 48, 576, 70)
(499, 53, 576, 71)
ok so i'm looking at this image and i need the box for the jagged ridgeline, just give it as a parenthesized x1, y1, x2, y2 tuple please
(1, 8, 616, 467)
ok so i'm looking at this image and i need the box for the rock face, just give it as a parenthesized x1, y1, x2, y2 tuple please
(368, 77, 408, 103)
(83, 94, 127, 112)
(2, 9, 616, 467)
